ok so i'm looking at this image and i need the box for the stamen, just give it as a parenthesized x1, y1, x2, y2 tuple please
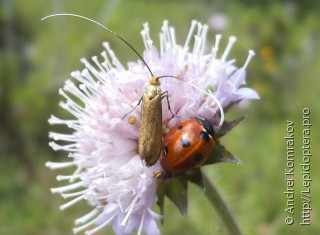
(184, 20, 197, 49)
(243, 50, 255, 70)
(70, 167, 83, 183)
(64, 79, 92, 102)
(79, 84, 93, 100)
(57, 173, 81, 181)
(141, 22, 153, 53)
(100, 50, 113, 71)
(192, 35, 200, 56)
(71, 71, 94, 90)
(73, 211, 106, 234)
(80, 58, 101, 79)
(85, 213, 117, 235)
(80, 69, 103, 92)
(50, 181, 84, 194)
(59, 195, 84, 210)
(121, 196, 139, 226)
(58, 91, 84, 117)
(161, 20, 172, 53)
(102, 43, 125, 71)
(75, 209, 99, 225)
(48, 115, 78, 125)
(58, 101, 80, 119)
(199, 24, 208, 55)
(49, 132, 76, 142)
(49, 141, 78, 152)
(141, 30, 148, 51)
(92, 56, 107, 74)
(137, 209, 146, 235)
(45, 161, 75, 170)
(75, 209, 99, 224)
(191, 22, 208, 57)
(62, 189, 87, 198)
(170, 26, 176, 47)
(160, 32, 164, 55)
(234, 50, 255, 85)
(221, 36, 237, 61)
(214, 34, 222, 51)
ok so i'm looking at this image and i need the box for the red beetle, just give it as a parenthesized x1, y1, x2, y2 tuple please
(160, 117, 218, 174)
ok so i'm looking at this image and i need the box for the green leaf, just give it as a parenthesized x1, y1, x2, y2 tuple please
(204, 144, 242, 166)
(216, 116, 245, 139)
(156, 180, 165, 219)
(164, 176, 188, 218)
(187, 168, 204, 190)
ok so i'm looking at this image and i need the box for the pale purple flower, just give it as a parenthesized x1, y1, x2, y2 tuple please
(208, 13, 229, 31)
(47, 20, 258, 235)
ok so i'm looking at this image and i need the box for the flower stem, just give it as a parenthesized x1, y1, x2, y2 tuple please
(202, 172, 242, 235)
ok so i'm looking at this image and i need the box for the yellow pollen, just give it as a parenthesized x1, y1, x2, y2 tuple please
(128, 116, 136, 124)
(154, 172, 162, 179)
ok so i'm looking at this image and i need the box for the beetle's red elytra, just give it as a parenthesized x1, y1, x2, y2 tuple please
(160, 117, 218, 174)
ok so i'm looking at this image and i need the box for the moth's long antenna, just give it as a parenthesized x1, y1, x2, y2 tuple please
(42, 14, 225, 125)
(41, 13, 154, 77)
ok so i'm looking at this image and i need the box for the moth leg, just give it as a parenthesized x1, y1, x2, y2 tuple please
(161, 91, 179, 118)
(122, 95, 143, 119)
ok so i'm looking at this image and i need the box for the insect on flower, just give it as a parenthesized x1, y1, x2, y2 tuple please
(44, 15, 259, 235)
(136, 75, 176, 166)
(43, 14, 217, 167)
(158, 43, 257, 177)
(160, 117, 218, 175)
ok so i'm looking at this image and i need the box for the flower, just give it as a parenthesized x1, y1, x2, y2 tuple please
(47, 19, 258, 235)
(208, 13, 229, 31)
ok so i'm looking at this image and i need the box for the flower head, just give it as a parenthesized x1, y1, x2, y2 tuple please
(47, 19, 258, 235)
(208, 13, 229, 31)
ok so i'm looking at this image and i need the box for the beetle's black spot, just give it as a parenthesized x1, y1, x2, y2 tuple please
(195, 117, 216, 139)
(162, 145, 168, 155)
(177, 125, 183, 130)
(180, 137, 190, 148)
(200, 131, 210, 142)
(195, 153, 203, 162)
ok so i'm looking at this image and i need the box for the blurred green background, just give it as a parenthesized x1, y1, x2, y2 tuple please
(1, 0, 319, 234)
